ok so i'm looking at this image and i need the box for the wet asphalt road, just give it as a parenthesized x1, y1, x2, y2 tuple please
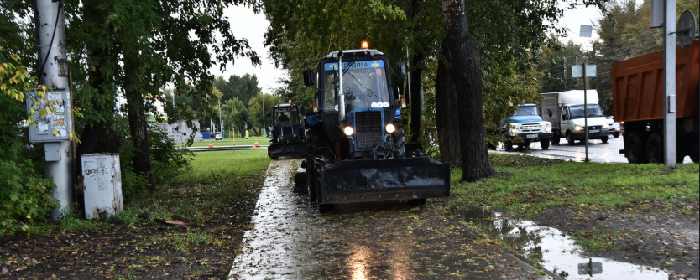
(495, 136, 694, 164)
(228, 159, 555, 280)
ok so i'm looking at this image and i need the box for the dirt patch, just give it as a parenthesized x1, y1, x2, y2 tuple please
(534, 200, 699, 279)
(0, 173, 265, 279)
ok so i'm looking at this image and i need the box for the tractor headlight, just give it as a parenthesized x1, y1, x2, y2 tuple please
(343, 126, 354, 136)
(574, 124, 583, 132)
(385, 123, 396, 134)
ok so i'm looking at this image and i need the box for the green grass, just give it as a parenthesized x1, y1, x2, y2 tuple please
(190, 136, 269, 147)
(175, 149, 270, 183)
(449, 154, 699, 216)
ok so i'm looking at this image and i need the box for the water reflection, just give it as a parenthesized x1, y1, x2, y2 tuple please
(463, 209, 690, 280)
(348, 245, 369, 280)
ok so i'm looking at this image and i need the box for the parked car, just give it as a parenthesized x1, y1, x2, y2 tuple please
(215, 133, 223, 140)
(607, 116, 621, 138)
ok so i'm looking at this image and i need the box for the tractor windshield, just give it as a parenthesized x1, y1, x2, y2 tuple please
(323, 60, 390, 112)
(273, 107, 299, 125)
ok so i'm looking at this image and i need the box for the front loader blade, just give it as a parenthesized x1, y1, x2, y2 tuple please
(319, 157, 450, 204)
(268, 142, 306, 158)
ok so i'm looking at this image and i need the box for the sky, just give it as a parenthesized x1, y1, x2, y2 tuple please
(214, 3, 606, 93)
(210, 5, 287, 94)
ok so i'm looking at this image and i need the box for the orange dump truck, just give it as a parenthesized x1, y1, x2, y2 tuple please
(612, 40, 699, 163)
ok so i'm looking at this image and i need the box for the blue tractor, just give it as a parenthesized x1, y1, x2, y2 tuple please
(298, 42, 450, 210)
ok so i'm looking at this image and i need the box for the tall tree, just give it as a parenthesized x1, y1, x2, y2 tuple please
(248, 94, 283, 135)
(65, 0, 260, 190)
(441, 0, 495, 181)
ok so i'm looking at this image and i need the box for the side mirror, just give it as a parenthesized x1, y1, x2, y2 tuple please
(547, 108, 552, 118)
(303, 70, 315, 87)
(395, 62, 406, 80)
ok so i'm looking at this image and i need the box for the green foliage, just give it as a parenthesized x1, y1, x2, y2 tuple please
(248, 94, 284, 133)
(450, 154, 700, 216)
(0, 46, 56, 236)
(114, 114, 193, 199)
(222, 97, 250, 137)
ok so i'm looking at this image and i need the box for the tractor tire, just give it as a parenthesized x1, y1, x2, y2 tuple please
(408, 199, 427, 206)
(566, 131, 575, 145)
(540, 139, 550, 150)
(646, 133, 663, 163)
(394, 129, 406, 158)
(293, 171, 307, 194)
(626, 133, 647, 164)
(552, 133, 561, 145)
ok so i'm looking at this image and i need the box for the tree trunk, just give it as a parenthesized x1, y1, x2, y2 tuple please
(408, 54, 423, 143)
(124, 57, 154, 190)
(435, 38, 462, 167)
(407, 0, 424, 144)
(76, 1, 120, 179)
(441, 0, 495, 181)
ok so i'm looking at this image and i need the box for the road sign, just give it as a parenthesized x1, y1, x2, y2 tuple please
(677, 10, 697, 48)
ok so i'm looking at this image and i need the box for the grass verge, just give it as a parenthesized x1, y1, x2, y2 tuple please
(190, 136, 269, 147)
(449, 153, 699, 216)
(0, 149, 270, 279)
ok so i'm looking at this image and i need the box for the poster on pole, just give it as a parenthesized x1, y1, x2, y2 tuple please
(26, 91, 72, 142)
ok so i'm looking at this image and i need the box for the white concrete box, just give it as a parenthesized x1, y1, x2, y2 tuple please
(81, 154, 123, 219)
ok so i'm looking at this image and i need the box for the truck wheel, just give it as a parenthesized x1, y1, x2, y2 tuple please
(613, 132, 620, 138)
(601, 136, 609, 144)
(646, 133, 663, 163)
(518, 139, 530, 150)
(504, 140, 512, 151)
(552, 133, 560, 145)
(566, 131, 575, 145)
(540, 139, 550, 149)
(626, 133, 647, 164)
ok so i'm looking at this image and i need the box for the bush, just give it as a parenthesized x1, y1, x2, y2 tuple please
(0, 47, 56, 235)
(114, 114, 193, 200)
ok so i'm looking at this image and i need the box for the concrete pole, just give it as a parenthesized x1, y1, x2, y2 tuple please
(663, 0, 677, 168)
(34, 0, 72, 220)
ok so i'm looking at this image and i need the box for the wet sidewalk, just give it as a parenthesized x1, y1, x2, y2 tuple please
(228, 159, 554, 279)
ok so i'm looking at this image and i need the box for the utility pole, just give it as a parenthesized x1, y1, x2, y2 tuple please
(218, 95, 222, 136)
(34, 0, 72, 220)
(662, 0, 677, 168)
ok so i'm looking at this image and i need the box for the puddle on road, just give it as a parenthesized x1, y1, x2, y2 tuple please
(460, 209, 694, 280)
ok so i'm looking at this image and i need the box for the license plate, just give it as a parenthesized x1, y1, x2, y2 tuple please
(589, 129, 599, 133)
(526, 134, 538, 139)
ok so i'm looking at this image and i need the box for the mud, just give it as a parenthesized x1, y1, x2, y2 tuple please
(228, 159, 555, 279)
